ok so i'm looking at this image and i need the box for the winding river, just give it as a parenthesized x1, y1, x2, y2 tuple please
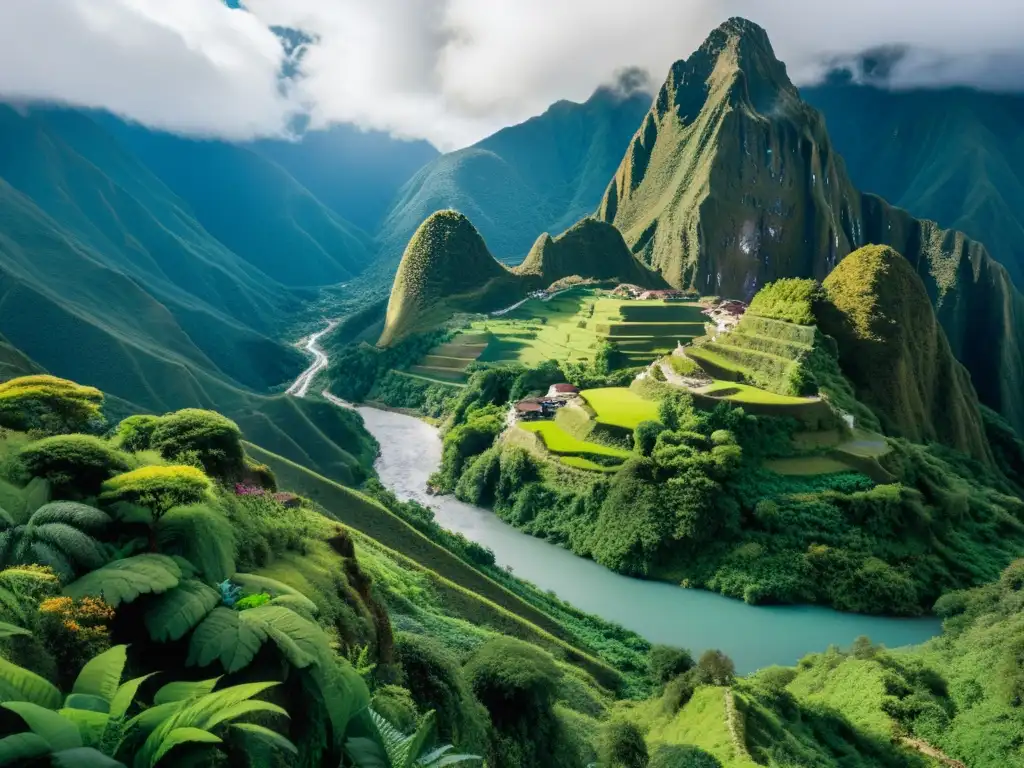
(355, 406, 941, 674)
(290, 321, 940, 673)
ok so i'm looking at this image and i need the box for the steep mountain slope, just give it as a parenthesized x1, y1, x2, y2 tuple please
(251, 123, 439, 232)
(379, 211, 517, 346)
(95, 113, 374, 287)
(597, 17, 1024, 434)
(819, 245, 992, 462)
(375, 88, 651, 274)
(803, 80, 1024, 286)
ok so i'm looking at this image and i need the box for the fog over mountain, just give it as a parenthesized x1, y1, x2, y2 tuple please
(0, 0, 1021, 148)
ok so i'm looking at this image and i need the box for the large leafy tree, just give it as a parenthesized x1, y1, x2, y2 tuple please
(0, 502, 110, 581)
(0, 375, 104, 435)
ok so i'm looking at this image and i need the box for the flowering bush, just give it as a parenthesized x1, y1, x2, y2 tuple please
(234, 483, 265, 497)
(38, 595, 115, 682)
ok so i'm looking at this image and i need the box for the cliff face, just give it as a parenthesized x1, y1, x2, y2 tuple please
(598, 17, 1024, 433)
(820, 245, 993, 463)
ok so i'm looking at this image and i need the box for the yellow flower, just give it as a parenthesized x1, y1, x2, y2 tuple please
(63, 620, 81, 633)
(40, 596, 72, 614)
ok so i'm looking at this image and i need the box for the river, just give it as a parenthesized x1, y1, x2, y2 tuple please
(354, 405, 941, 674)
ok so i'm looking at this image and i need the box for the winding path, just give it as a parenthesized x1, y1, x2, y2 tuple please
(285, 319, 337, 398)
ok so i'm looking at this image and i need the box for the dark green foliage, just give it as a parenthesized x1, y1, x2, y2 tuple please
(394, 633, 490, 754)
(597, 718, 648, 768)
(19, 435, 130, 497)
(114, 415, 161, 452)
(0, 502, 109, 580)
(693, 650, 735, 686)
(150, 409, 245, 480)
(371, 685, 420, 733)
(648, 745, 722, 768)
(432, 406, 505, 493)
(649, 645, 695, 687)
(633, 421, 664, 457)
(660, 672, 698, 714)
(156, 504, 236, 583)
(326, 331, 450, 404)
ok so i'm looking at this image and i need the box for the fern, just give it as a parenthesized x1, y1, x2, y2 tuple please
(0, 502, 110, 580)
(346, 709, 481, 768)
(64, 555, 181, 607)
(186, 604, 325, 673)
(143, 580, 220, 642)
(155, 505, 235, 584)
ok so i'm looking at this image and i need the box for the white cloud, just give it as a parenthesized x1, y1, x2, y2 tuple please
(0, 0, 1021, 149)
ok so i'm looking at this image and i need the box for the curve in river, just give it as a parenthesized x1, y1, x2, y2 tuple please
(286, 320, 338, 398)
(355, 406, 941, 674)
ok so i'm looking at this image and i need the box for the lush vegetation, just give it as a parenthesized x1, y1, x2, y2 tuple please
(745, 279, 820, 325)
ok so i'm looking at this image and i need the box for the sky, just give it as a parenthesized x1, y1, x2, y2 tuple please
(1, 0, 1021, 150)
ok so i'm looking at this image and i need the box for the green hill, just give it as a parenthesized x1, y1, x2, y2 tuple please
(819, 245, 992, 463)
(516, 217, 662, 286)
(804, 80, 1024, 287)
(378, 211, 520, 345)
(95, 112, 375, 287)
(370, 87, 651, 283)
(596, 17, 1024, 435)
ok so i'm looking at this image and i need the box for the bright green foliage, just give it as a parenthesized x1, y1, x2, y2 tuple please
(345, 708, 481, 767)
(746, 279, 821, 325)
(0, 376, 104, 435)
(20, 435, 131, 496)
(150, 410, 245, 480)
(0, 502, 109, 581)
(581, 388, 661, 431)
(597, 718, 648, 768)
(114, 416, 161, 453)
(64, 554, 182, 607)
(143, 580, 221, 642)
(100, 466, 212, 517)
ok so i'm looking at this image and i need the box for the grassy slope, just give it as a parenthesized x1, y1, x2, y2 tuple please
(245, 441, 623, 689)
(518, 422, 631, 460)
(580, 387, 660, 430)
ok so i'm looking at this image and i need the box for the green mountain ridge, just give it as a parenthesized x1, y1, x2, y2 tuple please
(803, 80, 1024, 286)
(596, 17, 1024, 434)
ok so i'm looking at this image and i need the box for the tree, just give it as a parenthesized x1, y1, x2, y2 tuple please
(649, 645, 695, 687)
(0, 375, 104, 435)
(19, 435, 130, 497)
(150, 409, 245, 479)
(693, 650, 735, 687)
(99, 467, 212, 547)
(0, 502, 109, 580)
(114, 415, 162, 452)
(597, 718, 648, 768)
(0, 642, 296, 767)
(634, 421, 665, 457)
(345, 709, 481, 767)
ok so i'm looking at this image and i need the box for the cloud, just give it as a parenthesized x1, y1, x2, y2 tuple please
(0, 0, 1021, 149)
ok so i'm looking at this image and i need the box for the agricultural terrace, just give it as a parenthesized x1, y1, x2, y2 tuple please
(699, 382, 814, 406)
(518, 421, 630, 459)
(407, 331, 488, 384)
(580, 387, 661, 430)
(468, 287, 706, 368)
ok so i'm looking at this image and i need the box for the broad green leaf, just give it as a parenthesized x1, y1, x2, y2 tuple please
(51, 746, 127, 767)
(73, 645, 127, 704)
(150, 726, 222, 767)
(174, 682, 280, 731)
(124, 701, 184, 737)
(57, 707, 110, 747)
(241, 606, 319, 669)
(143, 580, 219, 643)
(64, 555, 181, 608)
(232, 723, 298, 756)
(0, 620, 30, 639)
(268, 594, 318, 618)
(344, 736, 390, 768)
(0, 654, 62, 709)
(109, 674, 157, 721)
(153, 678, 219, 706)
(401, 711, 436, 768)
(231, 573, 306, 600)
(63, 693, 110, 714)
(2, 701, 83, 750)
(0, 732, 51, 763)
(186, 607, 267, 673)
(202, 699, 288, 730)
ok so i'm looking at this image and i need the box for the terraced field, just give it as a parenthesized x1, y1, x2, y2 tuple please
(580, 387, 661, 430)
(518, 421, 631, 460)
(700, 382, 815, 406)
(465, 287, 707, 368)
(408, 332, 488, 383)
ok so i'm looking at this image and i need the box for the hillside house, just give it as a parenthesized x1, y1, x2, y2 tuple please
(547, 383, 579, 399)
(515, 400, 544, 421)
(703, 299, 747, 334)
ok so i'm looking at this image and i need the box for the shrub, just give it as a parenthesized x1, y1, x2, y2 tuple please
(114, 414, 161, 452)
(100, 465, 212, 517)
(649, 744, 722, 768)
(651, 365, 667, 382)
(597, 719, 648, 768)
(634, 421, 665, 457)
(746, 278, 821, 325)
(0, 375, 104, 435)
(19, 434, 130, 496)
(661, 672, 697, 714)
(693, 649, 735, 686)
(38, 595, 115, 687)
(150, 409, 245, 479)
(243, 456, 278, 491)
(649, 644, 695, 687)
(668, 355, 701, 377)
(371, 684, 420, 733)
